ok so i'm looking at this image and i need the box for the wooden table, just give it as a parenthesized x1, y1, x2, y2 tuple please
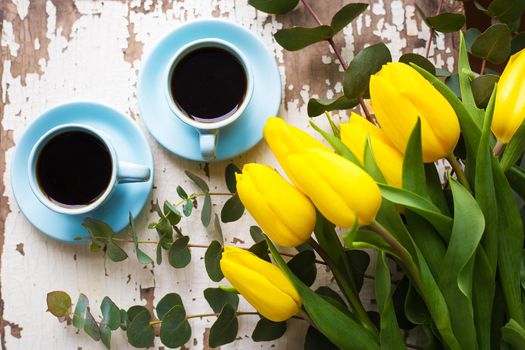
(0, 1, 460, 348)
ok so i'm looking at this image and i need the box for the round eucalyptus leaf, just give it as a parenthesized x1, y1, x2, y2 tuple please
(185, 170, 209, 193)
(307, 96, 359, 117)
(127, 305, 149, 323)
(46, 291, 72, 318)
(119, 309, 128, 330)
(126, 310, 155, 348)
(305, 325, 338, 350)
(343, 43, 391, 99)
(287, 250, 317, 287)
(160, 306, 191, 348)
(220, 193, 245, 223)
(252, 317, 287, 342)
(106, 240, 128, 262)
(209, 304, 239, 347)
(511, 32, 525, 55)
(83, 309, 101, 341)
(275, 26, 334, 51)
(249, 226, 265, 243)
(471, 23, 512, 64)
(225, 163, 241, 193)
(168, 236, 191, 268)
(248, 240, 270, 262)
(204, 288, 239, 313)
(330, 3, 368, 33)
(201, 192, 212, 227)
(100, 324, 111, 349)
(346, 249, 370, 292)
(248, 0, 299, 14)
(73, 293, 89, 328)
(399, 53, 435, 75)
(488, 0, 525, 25)
(205, 240, 224, 282)
(101, 296, 121, 331)
(163, 201, 182, 226)
(464, 28, 481, 52)
(472, 74, 499, 107)
(425, 13, 465, 33)
(176, 185, 188, 199)
(156, 293, 184, 320)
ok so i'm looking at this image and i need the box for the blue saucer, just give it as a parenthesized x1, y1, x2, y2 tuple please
(10, 102, 154, 242)
(138, 19, 282, 162)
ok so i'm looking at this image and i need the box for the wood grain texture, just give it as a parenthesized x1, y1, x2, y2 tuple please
(0, 1, 461, 348)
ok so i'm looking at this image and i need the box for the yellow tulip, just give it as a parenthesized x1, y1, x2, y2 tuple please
(341, 113, 403, 188)
(370, 62, 460, 162)
(286, 148, 382, 227)
(236, 163, 316, 247)
(492, 49, 525, 143)
(220, 246, 301, 322)
(263, 117, 331, 184)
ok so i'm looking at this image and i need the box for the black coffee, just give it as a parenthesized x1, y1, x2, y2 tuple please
(36, 131, 112, 207)
(170, 47, 247, 123)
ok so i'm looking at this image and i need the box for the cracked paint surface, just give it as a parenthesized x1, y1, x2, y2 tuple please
(0, 0, 460, 348)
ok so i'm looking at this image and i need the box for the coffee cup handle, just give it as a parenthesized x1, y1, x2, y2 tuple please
(200, 131, 217, 161)
(117, 162, 151, 184)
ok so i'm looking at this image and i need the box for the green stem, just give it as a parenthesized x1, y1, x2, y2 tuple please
(446, 154, 471, 192)
(307, 238, 379, 337)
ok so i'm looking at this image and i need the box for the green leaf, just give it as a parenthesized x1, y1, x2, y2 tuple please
(248, 240, 270, 261)
(511, 32, 525, 55)
(464, 28, 481, 52)
(155, 217, 173, 249)
(100, 324, 111, 349)
(315, 287, 348, 312)
(205, 240, 224, 282)
(275, 26, 334, 51)
(501, 120, 525, 171)
(287, 250, 317, 287)
(424, 164, 450, 215)
(164, 201, 182, 226)
(487, 0, 525, 25)
(176, 185, 188, 199)
(168, 236, 191, 268)
(437, 178, 484, 350)
(201, 192, 212, 227)
(399, 53, 435, 75)
(101, 297, 121, 331)
(375, 252, 406, 349)
(252, 317, 287, 342)
(472, 74, 499, 107)
(119, 309, 128, 330)
(458, 32, 484, 129)
(304, 326, 338, 350)
(204, 288, 239, 313)
(344, 229, 394, 255)
(185, 170, 209, 192)
(378, 184, 452, 241)
(307, 96, 358, 118)
(73, 293, 89, 328)
(156, 293, 184, 320)
(156, 242, 163, 265)
(343, 43, 391, 99)
(425, 13, 465, 33)
(160, 306, 191, 348)
(83, 217, 114, 239)
(265, 236, 380, 349)
(346, 250, 371, 293)
(106, 240, 128, 262)
(83, 309, 101, 341)
(310, 121, 362, 166)
(209, 304, 239, 347)
(183, 199, 193, 217)
(129, 213, 153, 265)
(248, 0, 298, 14)
(225, 163, 241, 193)
(330, 3, 368, 33)
(502, 319, 525, 348)
(220, 193, 245, 223)
(471, 24, 512, 64)
(402, 119, 428, 199)
(249, 226, 265, 242)
(127, 305, 148, 322)
(47, 291, 72, 318)
(126, 310, 154, 348)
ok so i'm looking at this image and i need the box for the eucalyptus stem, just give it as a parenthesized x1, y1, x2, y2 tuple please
(307, 238, 379, 337)
(446, 154, 471, 192)
(480, 59, 487, 75)
(424, 0, 444, 58)
(299, 0, 374, 124)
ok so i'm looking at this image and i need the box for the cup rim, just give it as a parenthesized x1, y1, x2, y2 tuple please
(27, 123, 118, 215)
(164, 37, 254, 130)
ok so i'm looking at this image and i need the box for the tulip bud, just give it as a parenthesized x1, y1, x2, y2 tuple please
(220, 246, 301, 322)
(263, 117, 331, 184)
(370, 62, 460, 162)
(341, 113, 403, 188)
(236, 163, 316, 247)
(286, 148, 382, 227)
(492, 49, 525, 143)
